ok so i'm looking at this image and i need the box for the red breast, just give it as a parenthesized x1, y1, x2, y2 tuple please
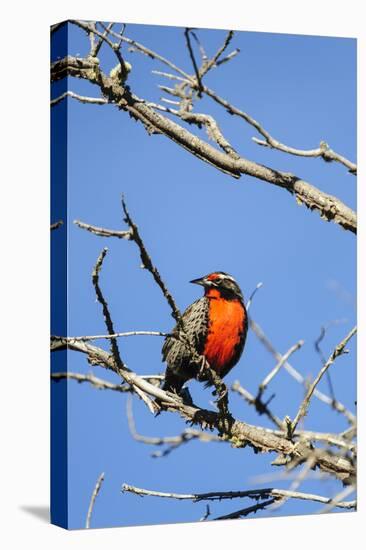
(203, 287, 246, 374)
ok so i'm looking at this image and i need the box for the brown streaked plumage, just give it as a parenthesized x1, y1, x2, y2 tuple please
(161, 272, 247, 395)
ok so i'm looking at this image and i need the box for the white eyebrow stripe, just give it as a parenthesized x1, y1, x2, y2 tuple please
(216, 273, 235, 282)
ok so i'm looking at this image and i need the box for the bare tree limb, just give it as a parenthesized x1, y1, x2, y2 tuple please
(121, 197, 183, 327)
(51, 338, 355, 483)
(121, 24, 356, 176)
(318, 485, 356, 514)
(91, 247, 157, 413)
(121, 483, 356, 510)
(214, 498, 276, 519)
(86, 472, 105, 528)
(203, 86, 357, 175)
(74, 219, 132, 239)
(51, 91, 108, 107)
(231, 381, 283, 429)
(103, 24, 193, 81)
(290, 326, 357, 435)
(249, 318, 356, 425)
(184, 28, 203, 96)
(50, 220, 63, 230)
(257, 340, 305, 396)
(51, 330, 167, 343)
(126, 397, 222, 457)
(200, 505, 211, 521)
(71, 20, 129, 78)
(91, 22, 115, 58)
(199, 31, 234, 78)
(92, 248, 124, 368)
(50, 44, 357, 233)
(52, 372, 130, 392)
(252, 137, 357, 175)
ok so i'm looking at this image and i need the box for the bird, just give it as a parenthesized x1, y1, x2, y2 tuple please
(161, 272, 247, 397)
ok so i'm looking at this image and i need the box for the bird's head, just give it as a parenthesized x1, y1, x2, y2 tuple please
(190, 272, 243, 301)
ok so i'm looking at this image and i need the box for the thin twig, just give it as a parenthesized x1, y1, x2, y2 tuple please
(290, 326, 357, 435)
(200, 31, 234, 78)
(126, 397, 222, 457)
(216, 48, 240, 67)
(258, 340, 305, 396)
(252, 137, 357, 175)
(152, 70, 191, 83)
(92, 248, 124, 368)
(72, 20, 129, 78)
(200, 505, 211, 521)
(51, 338, 356, 483)
(202, 85, 357, 175)
(101, 25, 193, 81)
(51, 371, 163, 390)
(52, 372, 130, 392)
(246, 282, 263, 312)
(184, 28, 203, 96)
(50, 220, 63, 230)
(51, 331, 167, 343)
(214, 499, 276, 519)
(51, 91, 107, 107)
(250, 318, 356, 425)
(121, 197, 183, 327)
(318, 485, 356, 514)
(190, 30, 208, 62)
(231, 381, 283, 429)
(121, 483, 356, 510)
(74, 219, 132, 239)
(86, 472, 105, 528)
(314, 321, 347, 401)
(51, 51, 357, 231)
(91, 22, 114, 57)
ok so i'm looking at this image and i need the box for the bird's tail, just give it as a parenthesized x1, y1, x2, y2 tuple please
(161, 368, 186, 395)
(154, 368, 187, 414)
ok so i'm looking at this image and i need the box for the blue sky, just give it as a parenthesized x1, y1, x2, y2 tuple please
(51, 22, 356, 529)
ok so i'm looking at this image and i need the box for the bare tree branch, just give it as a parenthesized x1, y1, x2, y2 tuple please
(121, 483, 356, 510)
(122, 24, 356, 175)
(231, 381, 283, 429)
(121, 197, 183, 327)
(231, 381, 355, 453)
(257, 339, 305, 397)
(184, 28, 203, 96)
(126, 397, 222, 457)
(318, 485, 356, 514)
(103, 24, 193, 81)
(214, 498, 276, 519)
(91, 247, 157, 413)
(51, 371, 163, 389)
(86, 472, 105, 528)
(51, 330, 167, 343)
(199, 31, 234, 78)
(252, 137, 357, 175)
(74, 219, 132, 239)
(249, 318, 356, 425)
(203, 85, 357, 175)
(51, 338, 355, 483)
(92, 248, 124, 368)
(50, 220, 63, 230)
(290, 326, 357, 435)
(71, 20, 129, 78)
(52, 372, 130, 392)
(50, 39, 357, 233)
(51, 91, 107, 107)
(90, 22, 114, 57)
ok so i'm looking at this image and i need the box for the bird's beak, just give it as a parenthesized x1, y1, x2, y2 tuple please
(190, 276, 206, 286)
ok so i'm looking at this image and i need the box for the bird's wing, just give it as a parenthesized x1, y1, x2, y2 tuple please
(162, 297, 209, 370)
